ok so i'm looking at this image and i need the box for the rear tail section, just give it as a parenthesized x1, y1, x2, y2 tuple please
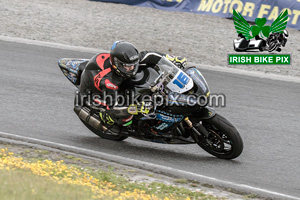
(58, 58, 89, 87)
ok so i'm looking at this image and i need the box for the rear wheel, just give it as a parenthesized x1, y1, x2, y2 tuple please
(80, 119, 128, 141)
(195, 114, 243, 159)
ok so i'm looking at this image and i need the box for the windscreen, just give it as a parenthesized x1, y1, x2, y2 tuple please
(154, 57, 194, 93)
(156, 57, 180, 77)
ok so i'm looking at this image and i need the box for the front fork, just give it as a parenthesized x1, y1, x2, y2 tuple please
(184, 117, 209, 138)
(183, 107, 216, 138)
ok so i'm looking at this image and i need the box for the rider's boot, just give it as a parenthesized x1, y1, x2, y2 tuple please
(99, 111, 121, 135)
(99, 111, 134, 136)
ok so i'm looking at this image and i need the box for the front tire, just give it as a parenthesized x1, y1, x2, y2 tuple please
(80, 119, 128, 141)
(259, 40, 266, 52)
(195, 114, 243, 159)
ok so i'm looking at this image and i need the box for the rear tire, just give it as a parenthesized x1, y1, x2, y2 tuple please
(80, 119, 128, 141)
(195, 114, 243, 159)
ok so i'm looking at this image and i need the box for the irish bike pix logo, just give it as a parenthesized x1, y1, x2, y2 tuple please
(229, 9, 291, 65)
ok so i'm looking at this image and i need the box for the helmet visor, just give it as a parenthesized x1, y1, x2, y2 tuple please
(114, 57, 139, 76)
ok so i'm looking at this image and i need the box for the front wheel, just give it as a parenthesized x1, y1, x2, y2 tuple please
(195, 114, 243, 159)
(259, 40, 267, 52)
(80, 119, 128, 141)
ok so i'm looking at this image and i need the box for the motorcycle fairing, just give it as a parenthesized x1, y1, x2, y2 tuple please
(190, 107, 216, 121)
(156, 112, 183, 123)
(155, 57, 194, 94)
(135, 119, 196, 144)
(155, 122, 173, 131)
(58, 58, 89, 86)
(152, 110, 184, 131)
(166, 71, 194, 93)
(140, 110, 184, 122)
(185, 67, 210, 97)
(167, 91, 197, 106)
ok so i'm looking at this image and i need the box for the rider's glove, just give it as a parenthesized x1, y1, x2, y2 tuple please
(127, 101, 154, 115)
(166, 54, 187, 69)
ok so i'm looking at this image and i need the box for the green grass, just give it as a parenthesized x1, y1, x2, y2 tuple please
(87, 170, 219, 200)
(147, 173, 154, 177)
(0, 169, 94, 200)
(244, 194, 259, 199)
(63, 155, 82, 161)
(0, 167, 220, 200)
(174, 178, 188, 184)
(34, 150, 50, 155)
(0, 144, 223, 200)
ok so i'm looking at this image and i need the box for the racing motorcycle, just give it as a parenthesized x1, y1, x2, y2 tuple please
(58, 57, 243, 159)
(265, 30, 289, 52)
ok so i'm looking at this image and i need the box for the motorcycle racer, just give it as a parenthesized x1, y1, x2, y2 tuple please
(265, 30, 289, 52)
(78, 41, 187, 133)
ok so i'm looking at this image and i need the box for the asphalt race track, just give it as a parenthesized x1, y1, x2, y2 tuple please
(1, 39, 300, 199)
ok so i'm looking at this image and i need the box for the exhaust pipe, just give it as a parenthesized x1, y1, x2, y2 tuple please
(74, 106, 108, 132)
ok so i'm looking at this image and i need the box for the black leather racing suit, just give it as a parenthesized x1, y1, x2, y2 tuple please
(79, 51, 164, 125)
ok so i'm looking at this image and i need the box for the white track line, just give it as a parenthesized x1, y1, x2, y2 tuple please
(0, 131, 299, 200)
(1, 35, 300, 83)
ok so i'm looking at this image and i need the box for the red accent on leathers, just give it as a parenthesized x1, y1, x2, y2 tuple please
(105, 79, 118, 90)
(96, 53, 110, 70)
(94, 99, 110, 110)
(94, 68, 111, 91)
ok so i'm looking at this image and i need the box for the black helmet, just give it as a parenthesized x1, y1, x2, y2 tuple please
(110, 41, 139, 78)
